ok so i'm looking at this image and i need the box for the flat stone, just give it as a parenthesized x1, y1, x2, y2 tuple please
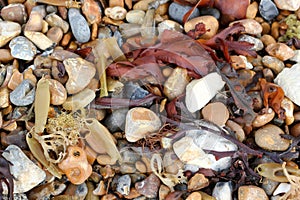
(63, 88, 95, 110)
(48, 79, 67, 105)
(184, 16, 219, 39)
(126, 10, 145, 24)
(238, 185, 268, 200)
(238, 35, 264, 51)
(188, 173, 209, 191)
(0, 21, 21, 48)
(8, 69, 23, 90)
(185, 72, 225, 113)
(2, 145, 46, 193)
(135, 174, 160, 198)
(201, 102, 229, 126)
(274, 63, 300, 106)
(64, 57, 96, 94)
(0, 87, 10, 108)
(125, 107, 161, 142)
(24, 11, 43, 32)
(10, 79, 35, 106)
(212, 182, 233, 200)
(255, 124, 290, 151)
(229, 19, 262, 35)
(259, 0, 279, 21)
(168, 2, 200, 24)
(24, 31, 55, 50)
(266, 43, 295, 61)
(9, 36, 37, 61)
(173, 129, 237, 171)
(262, 55, 285, 74)
(274, 0, 300, 11)
(68, 8, 90, 43)
(1, 4, 27, 24)
(164, 67, 189, 100)
(252, 108, 275, 128)
(117, 175, 131, 195)
(45, 13, 69, 33)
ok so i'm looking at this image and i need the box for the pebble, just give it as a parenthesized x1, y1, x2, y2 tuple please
(274, 63, 300, 106)
(259, 0, 279, 21)
(82, 0, 102, 25)
(260, 34, 277, 46)
(47, 26, 64, 44)
(229, 19, 262, 35)
(1, 4, 27, 24)
(105, 6, 127, 21)
(63, 57, 96, 94)
(262, 178, 280, 195)
(290, 123, 300, 137)
(8, 69, 23, 91)
(2, 145, 46, 193)
(63, 88, 95, 110)
(45, 13, 69, 34)
(68, 8, 90, 43)
(238, 35, 264, 51)
(262, 55, 285, 74)
(158, 20, 183, 36)
(168, 2, 200, 24)
(126, 10, 145, 24)
(186, 192, 202, 200)
(163, 151, 184, 175)
(201, 102, 229, 126)
(230, 55, 246, 69)
(188, 173, 209, 191)
(173, 130, 237, 171)
(255, 124, 290, 151)
(24, 11, 43, 32)
(226, 120, 245, 142)
(48, 79, 67, 105)
(159, 185, 170, 200)
(0, 21, 21, 48)
(164, 67, 189, 100)
(97, 154, 117, 165)
(24, 31, 54, 50)
(122, 150, 140, 164)
(0, 49, 14, 63)
(184, 16, 219, 39)
(274, 0, 300, 11)
(266, 43, 295, 61)
(238, 185, 268, 200)
(123, 81, 149, 100)
(135, 174, 160, 198)
(290, 50, 300, 63)
(133, 0, 154, 11)
(199, 7, 220, 19)
(10, 79, 35, 106)
(0, 87, 10, 108)
(125, 107, 161, 142)
(9, 36, 37, 61)
(246, 1, 258, 19)
(120, 163, 137, 174)
(273, 183, 291, 196)
(252, 108, 275, 128)
(117, 175, 131, 195)
(212, 182, 233, 200)
(185, 72, 225, 113)
(281, 97, 295, 125)
(103, 108, 127, 133)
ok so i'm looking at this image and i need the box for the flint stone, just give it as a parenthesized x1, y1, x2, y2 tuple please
(168, 2, 199, 24)
(2, 145, 46, 193)
(68, 8, 90, 43)
(10, 79, 35, 106)
(9, 36, 37, 61)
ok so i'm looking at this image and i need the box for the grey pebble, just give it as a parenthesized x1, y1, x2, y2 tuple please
(10, 79, 35, 106)
(168, 2, 200, 24)
(199, 7, 220, 19)
(9, 36, 37, 61)
(212, 181, 233, 200)
(68, 8, 90, 43)
(117, 175, 131, 195)
(259, 0, 279, 21)
(103, 108, 127, 133)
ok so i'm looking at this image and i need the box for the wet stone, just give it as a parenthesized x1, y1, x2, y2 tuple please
(238, 35, 264, 51)
(184, 16, 219, 39)
(117, 175, 131, 195)
(259, 0, 279, 21)
(238, 185, 268, 200)
(0, 21, 22, 48)
(255, 124, 290, 151)
(68, 8, 91, 43)
(2, 145, 46, 193)
(199, 7, 220, 19)
(135, 174, 160, 198)
(10, 79, 35, 106)
(262, 55, 285, 74)
(9, 36, 37, 61)
(168, 2, 200, 24)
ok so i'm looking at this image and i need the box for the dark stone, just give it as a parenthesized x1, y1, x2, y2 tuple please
(259, 0, 279, 21)
(199, 7, 220, 19)
(135, 174, 160, 198)
(116, 175, 131, 195)
(103, 108, 127, 133)
(123, 82, 149, 100)
(168, 2, 200, 24)
(10, 79, 35, 106)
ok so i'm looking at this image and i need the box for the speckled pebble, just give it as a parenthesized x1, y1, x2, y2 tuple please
(259, 0, 279, 21)
(9, 36, 37, 61)
(68, 8, 90, 43)
(266, 43, 295, 61)
(238, 35, 264, 51)
(238, 185, 268, 200)
(262, 55, 285, 74)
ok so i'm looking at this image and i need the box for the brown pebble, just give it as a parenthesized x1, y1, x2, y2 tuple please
(230, 55, 246, 70)
(61, 32, 72, 46)
(124, 188, 141, 199)
(252, 108, 275, 128)
(271, 22, 280, 39)
(8, 69, 23, 90)
(97, 154, 117, 165)
(135, 174, 160, 198)
(184, 16, 219, 39)
(260, 35, 276, 46)
(261, 22, 271, 35)
(1, 4, 27, 24)
(202, 102, 229, 126)
(226, 120, 245, 142)
(290, 123, 300, 137)
(47, 27, 63, 44)
(238, 185, 268, 200)
(159, 185, 170, 200)
(186, 192, 202, 200)
(188, 173, 209, 191)
(162, 67, 173, 77)
(156, 3, 169, 16)
(135, 161, 147, 173)
(101, 194, 117, 200)
(265, 43, 295, 61)
(0, 49, 14, 63)
(246, 1, 258, 19)
(25, 11, 43, 32)
(294, 111, 300, 122)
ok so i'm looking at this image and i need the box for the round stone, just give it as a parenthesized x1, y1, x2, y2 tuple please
(254, 124, 290, 151)
(126, 10, 145, 24)
(184, 16, 219, 39)
(68, 8, 90, 43)
(1, 4, 27, 24)
(246, 1, 258, 19)
(262, 55, 285, 74)
(259, 0, 279, 21)
(252, 108, 275, 128)
(238, 35, 264, 51)
(168, 2, 200, 24)
(238, 185, 268, 200)
(48, 79, 67, 105)
(266, 43, 295, 61)
(202, 102, 229, 126)
(229, 19, 262, 35)
(9, 36, 37, 61)
(105, 6, 127, 21)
